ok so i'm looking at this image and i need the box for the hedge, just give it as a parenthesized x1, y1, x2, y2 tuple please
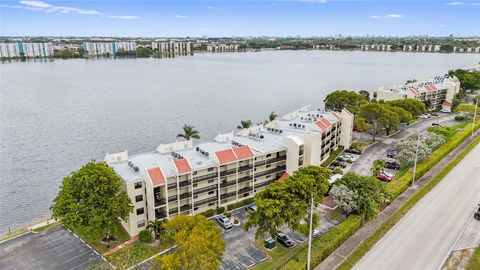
(226, 197, 255, 211)
(321, 146, 345, 167)
(280, 215, 363, 270)
(138, 229, 152, 243)
(387, 121, 480, 199)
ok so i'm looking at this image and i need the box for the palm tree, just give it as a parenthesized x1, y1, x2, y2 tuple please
(147, 219, 165, 242)
(176, 124, 200, 141)
(268, 112, 278, 122)
(237, 120, 252, 129)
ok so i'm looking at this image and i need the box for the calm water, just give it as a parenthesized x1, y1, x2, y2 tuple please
(0, 51, 478, 232)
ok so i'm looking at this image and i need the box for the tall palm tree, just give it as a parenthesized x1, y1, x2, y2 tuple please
(176, 124, 200, 141)
(237, 120, 252, 129)
(147, 219, 165, 242)
(265, 111, 278, 124)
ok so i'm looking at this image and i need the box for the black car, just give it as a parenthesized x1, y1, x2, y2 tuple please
(475, 205, 480, 220)
(276, 232, 295, 248)
(386, 149, 397, 158)
(432, 123, 444, 127)
(345, 148, 362, 155)
(331, 160, 347, 168)
(385, 161, 401, 170)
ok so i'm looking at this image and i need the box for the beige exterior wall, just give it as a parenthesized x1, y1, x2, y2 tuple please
(340, 109, 354, 148)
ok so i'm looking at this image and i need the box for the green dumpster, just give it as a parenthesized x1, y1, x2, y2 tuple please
(264, 236, 276, 249)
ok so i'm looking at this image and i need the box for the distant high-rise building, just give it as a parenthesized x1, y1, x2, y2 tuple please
(0, 42, 54, 58)
(83, 42, 137, 56)
(152, 41, 193, 56)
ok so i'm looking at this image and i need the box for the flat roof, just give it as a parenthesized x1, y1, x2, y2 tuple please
(377, 75, 453, 95)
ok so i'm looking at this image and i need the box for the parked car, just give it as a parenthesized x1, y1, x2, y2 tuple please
(431, 123, 444, 127)
(331, 160, 347, 168)
(216, 215, 233, 229)
(377, 173, 393, 182)
(245, 204, 257, 212)
(475, 205, 480, 221)
(313, 229, 321, 238)
(339, 154, 357, 162)
(345, 148, 362, 155)
(328, 164, 336, 170)
(382, 171, 394, 179)
(276, 232, 295, 248)
(387, 149, 397, 158)
(385, 161, 401, 170)
(440, 109, 451, 113)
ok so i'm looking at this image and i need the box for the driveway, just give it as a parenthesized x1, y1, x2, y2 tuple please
(0, 225, 103, 270)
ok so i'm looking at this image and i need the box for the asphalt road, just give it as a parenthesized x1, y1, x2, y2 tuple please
(354, 143, 480, 270)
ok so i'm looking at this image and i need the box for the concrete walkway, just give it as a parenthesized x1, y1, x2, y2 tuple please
(315, 127, 480, 270)
(103, 235, 139, 256)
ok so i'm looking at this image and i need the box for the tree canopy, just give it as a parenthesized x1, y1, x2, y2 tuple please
(153, 215, 225, 270)
(176, 124, 200, 140)
(324, 90, 368, 114)
(244, 166, 330, 238)
(454, 103, 479, 116)
(238, 120, 252, 129)
(51, 162, 133, 239)
(387, 99, 426, 117)
(449, 69, 480, 91)
(396, 136, 431, 166)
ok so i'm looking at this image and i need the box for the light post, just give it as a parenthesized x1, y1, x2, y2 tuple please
(472, 99, 478, 139)
(412, 133, 422, 189)
(307, 194, 314, 270)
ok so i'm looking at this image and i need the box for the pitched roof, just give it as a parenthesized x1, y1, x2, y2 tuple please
(278, 172, 290, 183)
(232, 145, 253, 160)
(315, 118, 332, 131)
(409, 87, 420, 95)
(173, 159, 191, 174)
(147, 167, 165, 186)
(215, 149, 237, 165)
(331, 112, 341, 121)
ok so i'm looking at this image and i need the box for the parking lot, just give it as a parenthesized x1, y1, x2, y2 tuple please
(0, 225, 104, 270)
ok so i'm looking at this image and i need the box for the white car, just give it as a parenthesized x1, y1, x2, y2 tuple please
(382, 171, 394, 178)
(340, 154, 356, 162)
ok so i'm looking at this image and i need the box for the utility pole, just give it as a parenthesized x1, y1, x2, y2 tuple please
(307, 194, 314, 270)
(412, 133, 422, 189)
(472, 99, 478, 139)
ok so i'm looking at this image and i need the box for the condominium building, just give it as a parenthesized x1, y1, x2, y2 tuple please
(152, 41, 193, 55)
(360, 44, 392, 51)
(207, 44, 240, 52)
(105, 105, 353, 236)
(453, 46, 480, 53)
(83, 42, 137, 56)
(374, 75, 460, 111)
(0, 42, 54, 58)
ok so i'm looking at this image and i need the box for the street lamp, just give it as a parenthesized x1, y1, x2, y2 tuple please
(472, 99, 478, 139)
(412, 133, 423, 189)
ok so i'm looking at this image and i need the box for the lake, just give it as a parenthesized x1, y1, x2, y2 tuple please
(0, 50, 478, 232)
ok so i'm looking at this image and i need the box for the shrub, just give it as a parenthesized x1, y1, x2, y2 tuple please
(333, 167, 343, 175)
(225, 211, 232, 218)
(216, 207, 225, 214)
(138, 230, 152, 243)
(233, 219, 240, 225)
(226, 197, 255, 211)
(198, 209, 216, 218)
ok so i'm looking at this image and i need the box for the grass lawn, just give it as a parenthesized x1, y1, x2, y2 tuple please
(106, 241, 169, 269)
(72, 222, 130, 253)
(350, 141, 371, 152)
(33, 223, 60, 233)
(326, 207, 346, 222)
(321, 146, 344, 167)
(251, 240, 307, 270)
(466, 248, 480, 270)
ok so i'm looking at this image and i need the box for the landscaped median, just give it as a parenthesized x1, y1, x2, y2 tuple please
(336, 126, 480, 270)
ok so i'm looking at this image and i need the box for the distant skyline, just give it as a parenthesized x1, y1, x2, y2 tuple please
(1, 0, 479, 37)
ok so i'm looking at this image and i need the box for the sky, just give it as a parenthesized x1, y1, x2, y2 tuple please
(0, 0, 479, 37)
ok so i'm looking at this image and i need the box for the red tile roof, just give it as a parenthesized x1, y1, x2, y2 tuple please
(232, 146, 253, 160)
(331, 112, 341, 121)
(173, 159, 191, 174)
(315, 118, 332, 131)
(409, 87, 419, 95)
(147, 167, 165, 186)
(278, 172, 290, 183)
(425, 85, 435, 92)
(215, 149, 237, 165)
(430, 85, 437, 91)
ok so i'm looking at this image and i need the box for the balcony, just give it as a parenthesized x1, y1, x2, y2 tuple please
(254, 180, 274, 189)
(169, 208, 178, 216)
(179, 192, 192, 200)
(255, 165, 287, 178)
(220, 191, 236, 200)
(238, 164, 253, 172)
(238, 176, 253, 184)
(179, 180, 191, 188)
(254, 160, 267, 167)
(154, 196, 166, 207)
(220, 180, 236, 188)
(265, 156, 287, 165)
(167, 183, 177, 190)
(192, 172, 217, 183)
(193, 184, 217, 196)
(155, 210, 167, 219)
(180, 204, 191, 213)
(194, 196, 217, 207)
(238, 186, 252, 195)
(168, 195, 177, 202)
(220, 168, 236, 177)
(299, 150, 304, 156)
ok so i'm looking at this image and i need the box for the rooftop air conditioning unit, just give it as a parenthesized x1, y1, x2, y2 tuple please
(260, 135, 264, 139)
(133, 166, 139, 172)
(196, 147, 199, 151)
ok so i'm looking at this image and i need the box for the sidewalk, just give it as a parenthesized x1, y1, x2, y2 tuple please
(316, 128, 480, 270)
(103, 235, 139, 256)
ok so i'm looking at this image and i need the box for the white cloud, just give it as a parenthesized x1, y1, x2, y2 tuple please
(174, 14, 188, 19)
(207, 6, 219, 10)
(470, 2, 480, 6)
(386, 14, 404, 18)
(370, 15, 380, 19)
(109, 15, 139, 20)
(299, 0, 328, 3)
(1, 1, 138, 20)
(447, 2, 464, 5)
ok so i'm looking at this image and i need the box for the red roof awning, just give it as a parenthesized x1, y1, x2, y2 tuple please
(232, 145, 253, 160)
(147, 167, 165, 186)
(215, 149, 237, 165)
(278, 172, 290, 183)
(173, 159, 191, 174)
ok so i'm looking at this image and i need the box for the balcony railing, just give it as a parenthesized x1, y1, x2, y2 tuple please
(265, 156, 287, 165)
(238, 176, 253, 184)
(220, 180, 236, 188)
(220, 191, 236, 200)
(179, 192, 192, 200)
(168, 195, 177, 202)
(154, 197, 166, 207)
(255, 165, 287, 178)
(194, 196, 217, 207)
(220, 168, 236, 177)
(169, 208, 178, 216)
(155, 210, 167, 219)
(180, 204, 191, 212)
(254, 160, 267, 167)
(168, 183, 177, 190)
(179, 180, 191, 188)
(238, 186, 252, 195)
(254, 180, 274, 189)
(238, 164, 253, 172)
(193, 184, 217, 196)
(192, 172, 217, 183)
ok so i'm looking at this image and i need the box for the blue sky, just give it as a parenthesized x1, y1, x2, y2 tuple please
(0, 0, 479, 37)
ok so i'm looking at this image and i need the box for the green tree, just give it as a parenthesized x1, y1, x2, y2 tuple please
(153, 215, 225, 270)
(371, 159, 386, 177)
(454, 103, 480, 116)
(405, 79, 417, 84)
(237, 120, 252, 129)
(332, 173, 390, 221)
(396, 138, 431, 166)
(359, 90, 370, 101)
(51, 162, 133, 241)
(358, 103, 384, 141)
(388, 99, 426, 117)
(147, 219, 165, 242)
(378, 106, 400, 136)
(244, 166, 330, 238)
(449, 69, 480, 92)
(386, 105, 412, 123)
(324, 90, 368, 115)
(269, 111, 278, 122)
(176, 124, 200, 140)
(355, 117, 370, 142)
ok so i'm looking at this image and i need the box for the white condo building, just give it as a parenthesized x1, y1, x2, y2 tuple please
(0, 42, 54, 58)
(105, 105, 354, 236)
(83, 42, 137, 56)
(152, 41, 193, 55)
(374, 74, 460, 111)
(207, 44, 239, 52)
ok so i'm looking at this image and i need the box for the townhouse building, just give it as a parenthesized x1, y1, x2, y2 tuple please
(83, 42, 137, 56)
(374, 74, 460, 111)
(0, 42, 54, 58)
(105, 105, 353, 236)
(152, 41, 193, 56)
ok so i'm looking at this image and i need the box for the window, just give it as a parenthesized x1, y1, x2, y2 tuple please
(137, 221, 145, 228)
(208, 191, 215, 195)
(266, 154, 272, 158)
(135, 195, 143, 202)
(208, 179, 215, 183)
(136, 208, 144, 215)
(193, 171, 198, 175)
(194, 207, 199, 211)
(134, 182, 142, 189)
(194, 195, 198, 199)
(208, 202, 215, 206)
(243, 193, 249, 197)
(266, 164, 271, 168)
(208, 167, 214, 172)
(193, 183, 197, 187)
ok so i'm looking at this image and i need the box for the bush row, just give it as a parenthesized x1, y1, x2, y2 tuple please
(227, 197, 255, 211)
(388, 121, 480, 198)
(197, 197, 254, 218)
(280, 215, 363, 270)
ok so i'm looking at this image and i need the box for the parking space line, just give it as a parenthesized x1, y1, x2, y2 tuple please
(69, 255, 101, 270)
(61, 250, 92, 264)
(57, 244, 86, 257)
